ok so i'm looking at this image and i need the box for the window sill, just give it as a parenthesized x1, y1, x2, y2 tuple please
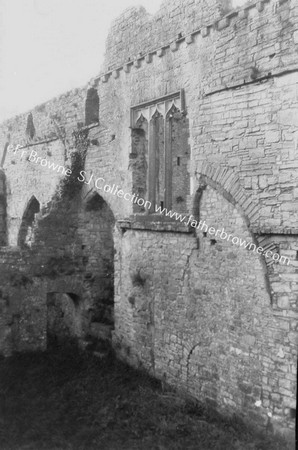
(117, 214, 193, 233)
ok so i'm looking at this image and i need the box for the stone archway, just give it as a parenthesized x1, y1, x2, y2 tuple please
(183, 182, 274, 420)
(78, 191, 116, 342)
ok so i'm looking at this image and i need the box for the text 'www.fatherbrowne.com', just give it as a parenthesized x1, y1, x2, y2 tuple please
(10, 145, 290, 266)
(154, 204, 290, 266)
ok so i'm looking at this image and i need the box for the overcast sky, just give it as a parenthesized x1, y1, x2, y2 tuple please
(0, 0, 245, 122)
(0, 0, 163, 122)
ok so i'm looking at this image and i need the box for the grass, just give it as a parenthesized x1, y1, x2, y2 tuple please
(0, 343, 289, 450)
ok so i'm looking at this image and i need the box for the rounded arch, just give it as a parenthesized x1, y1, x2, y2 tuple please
(18, 195, 40, 247)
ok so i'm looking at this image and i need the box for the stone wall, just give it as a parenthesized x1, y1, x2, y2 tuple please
(0, 0, 297, 444)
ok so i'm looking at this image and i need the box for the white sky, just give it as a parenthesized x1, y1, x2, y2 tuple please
(0, 0, 163, 122)
(0, 0, 247, 122)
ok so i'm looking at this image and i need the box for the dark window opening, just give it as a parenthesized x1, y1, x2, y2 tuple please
(210, 239, 217, 245)
(85, 88, 99, 125)
(296, 251, 298, 261)
(177, 157, 180, 166)
(203, 232, 207, 237)
(26, 113, 36, 139)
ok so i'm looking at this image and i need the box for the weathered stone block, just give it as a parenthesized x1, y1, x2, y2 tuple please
(170, 41, 178, 52)
(185, 35, 193, 45)
(265, 131, 280, 143)
(201, 27, 209, 37)
(238, 9, 248, 19)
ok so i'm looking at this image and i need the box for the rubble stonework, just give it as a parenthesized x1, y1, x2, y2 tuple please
(0, 0, 297, 444)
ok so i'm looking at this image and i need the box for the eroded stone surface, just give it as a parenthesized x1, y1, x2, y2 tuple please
(0, 0, 297, 444)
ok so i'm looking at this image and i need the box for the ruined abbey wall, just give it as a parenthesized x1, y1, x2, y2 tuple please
(0, 0, 297, 444)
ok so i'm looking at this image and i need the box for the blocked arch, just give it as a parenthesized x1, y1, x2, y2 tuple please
(194, 163, 260, 227)
(18, 195, 40, 247)
(193, 165, 273, 302)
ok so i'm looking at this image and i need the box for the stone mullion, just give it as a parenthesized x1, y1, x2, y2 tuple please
(165, 115, 173, 210)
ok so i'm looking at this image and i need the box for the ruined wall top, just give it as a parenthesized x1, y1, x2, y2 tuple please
(102, 0, 230, 72)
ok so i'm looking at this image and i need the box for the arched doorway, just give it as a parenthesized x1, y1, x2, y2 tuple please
(18, 196, 40, 247)
(79, 192, 115, 340)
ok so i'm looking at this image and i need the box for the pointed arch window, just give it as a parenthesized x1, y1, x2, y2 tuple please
(85, 88, 99, 126)
(130, 90, 190, 214)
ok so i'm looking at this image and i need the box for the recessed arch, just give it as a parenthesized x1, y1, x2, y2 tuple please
(18, 195, 40, 247)
(81, 191, 116, 328)
(192, 175, 273, 303)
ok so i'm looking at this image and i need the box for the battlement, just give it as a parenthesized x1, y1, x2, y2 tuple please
(95, 0, 297, 91)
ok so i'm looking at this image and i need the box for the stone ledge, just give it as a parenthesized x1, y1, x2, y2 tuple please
(117, 215, 194, 233)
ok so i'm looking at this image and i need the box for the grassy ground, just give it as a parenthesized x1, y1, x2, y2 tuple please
(0, 344, 289, 450)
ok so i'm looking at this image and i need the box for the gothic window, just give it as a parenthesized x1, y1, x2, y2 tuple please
(130, 91, 190, 215)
